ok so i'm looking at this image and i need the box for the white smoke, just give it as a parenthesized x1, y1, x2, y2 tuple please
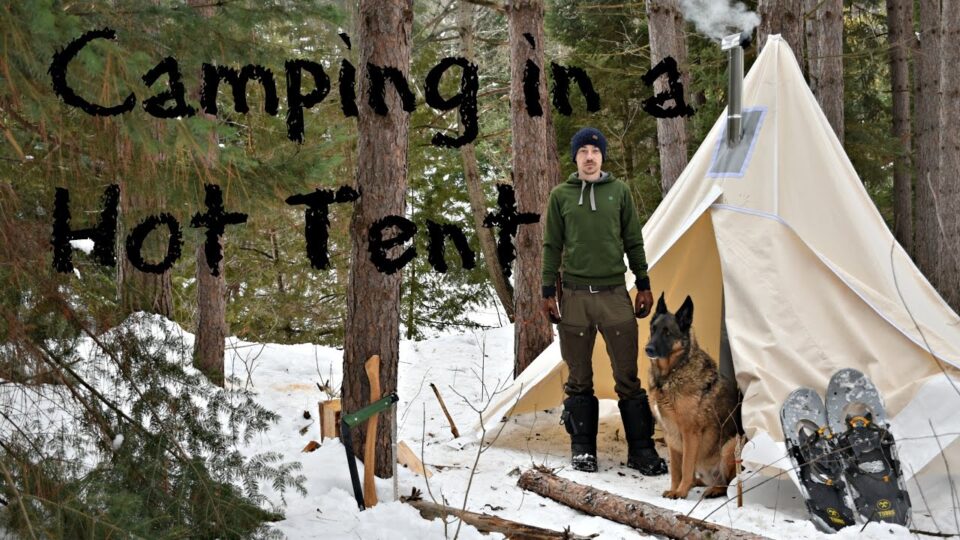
(679, 0, 761, 40)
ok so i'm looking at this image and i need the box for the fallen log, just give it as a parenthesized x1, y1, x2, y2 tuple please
(402, 488, 595, 539)
(517, 468, 769, 540)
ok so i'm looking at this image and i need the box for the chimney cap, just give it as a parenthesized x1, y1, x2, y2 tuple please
(721, 31, 753, 50)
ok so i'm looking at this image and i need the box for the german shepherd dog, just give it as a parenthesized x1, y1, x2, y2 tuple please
(645, 294, 742, 499)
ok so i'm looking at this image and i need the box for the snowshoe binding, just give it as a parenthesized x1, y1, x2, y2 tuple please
(826, 369, 911, 527)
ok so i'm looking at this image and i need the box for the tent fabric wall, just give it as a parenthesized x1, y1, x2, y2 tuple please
(713, 207, 954, 438)
(646, 37, 960, 479)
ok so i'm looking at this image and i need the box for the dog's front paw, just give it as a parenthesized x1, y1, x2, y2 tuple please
(703, 486, 728, 498)
(662, 489, 688, 499)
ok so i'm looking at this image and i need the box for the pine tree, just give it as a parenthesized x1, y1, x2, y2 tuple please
(915, 0, 942, 289)
(0, 1, 355, 535)
(886, 0, 913, 253)
(506, 0, 556, 377)
(342, 0, 414, 478)
(938, 0, 960, 310)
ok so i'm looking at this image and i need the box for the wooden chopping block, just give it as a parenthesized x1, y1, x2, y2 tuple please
(319, 399, 341, 441)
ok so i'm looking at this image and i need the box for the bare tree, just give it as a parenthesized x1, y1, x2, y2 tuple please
(343, 0, 414, 477)
(646, 0, 689, 194)
(914, 0, 942, 287)
(457, 1, 515, 321)
(506, 0, 555, 376)
(938, 0, 960, 310)
(887, 0, 913, 253)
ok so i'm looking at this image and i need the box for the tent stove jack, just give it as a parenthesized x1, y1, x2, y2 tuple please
(341, 392, 400, 510)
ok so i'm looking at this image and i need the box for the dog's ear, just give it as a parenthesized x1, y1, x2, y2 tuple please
(676, 295, 694, 332)
(655, 292, 667, 315)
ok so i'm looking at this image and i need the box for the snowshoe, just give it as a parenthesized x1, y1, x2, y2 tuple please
(826, 368, 911, 527)
(780, 387, 857, 532)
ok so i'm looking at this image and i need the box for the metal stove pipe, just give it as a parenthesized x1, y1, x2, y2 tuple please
(722, 32, 751, 146)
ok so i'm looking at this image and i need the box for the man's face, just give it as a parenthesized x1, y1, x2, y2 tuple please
(575, 144, 603, 178)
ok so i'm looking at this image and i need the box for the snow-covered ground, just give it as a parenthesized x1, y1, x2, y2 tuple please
(230, 303, 933, 540)
(1, 305, 949, 539)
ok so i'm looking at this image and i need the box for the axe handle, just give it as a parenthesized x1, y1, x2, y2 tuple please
(363, 355, 381, 508)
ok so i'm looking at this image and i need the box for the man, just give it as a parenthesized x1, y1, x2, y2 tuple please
(540, 127, 667, 476)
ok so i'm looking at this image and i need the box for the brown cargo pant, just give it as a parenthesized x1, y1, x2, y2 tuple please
(557, 284, 644, 399)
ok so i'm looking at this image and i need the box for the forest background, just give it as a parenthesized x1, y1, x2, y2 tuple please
(1, 0, 955, 536)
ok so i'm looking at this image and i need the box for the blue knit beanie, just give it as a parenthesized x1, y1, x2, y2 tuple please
(570, 127, 607, 163)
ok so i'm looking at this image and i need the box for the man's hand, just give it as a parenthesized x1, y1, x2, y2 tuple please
(542, 297, 561, 324)
(635, 289, 654, 318)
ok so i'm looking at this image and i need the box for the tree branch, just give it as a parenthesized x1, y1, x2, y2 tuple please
(461, 0, 505, 13)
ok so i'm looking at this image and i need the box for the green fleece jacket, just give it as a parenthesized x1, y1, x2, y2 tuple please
(541, 171, 649, 296)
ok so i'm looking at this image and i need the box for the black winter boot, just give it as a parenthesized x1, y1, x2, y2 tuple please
(619, 395, 668, 476)
(562, 394, 599, 472)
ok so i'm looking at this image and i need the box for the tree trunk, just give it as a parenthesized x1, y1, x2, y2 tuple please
(457, 1, 515, 322)
(646, 0, 689, 194)
(189, 0, 226, 387)
(803, 0, 820, 86)
(758, 0, 804, 55)
(117, 7, 174, 321)
(887, 0, 913, 254)
(506, 0, 554, 377)
(914, 0, 942, 287)
(270, 230, 285, 294)
(624, 130, 637, 180)
(543, 77, 562, 197)
(121, 255, 174, 318)
(816, 0, 844, 144)
(118, 192, 175, 319)
(343, 0, 413, 478)
(938, 0, 960, 310)
(462, 143, 516, 321)
(194, 240, 226, 387)
(517, 468, 769, 540)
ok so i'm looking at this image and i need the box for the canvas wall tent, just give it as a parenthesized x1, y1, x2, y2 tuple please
(476, 35, 960, 501)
